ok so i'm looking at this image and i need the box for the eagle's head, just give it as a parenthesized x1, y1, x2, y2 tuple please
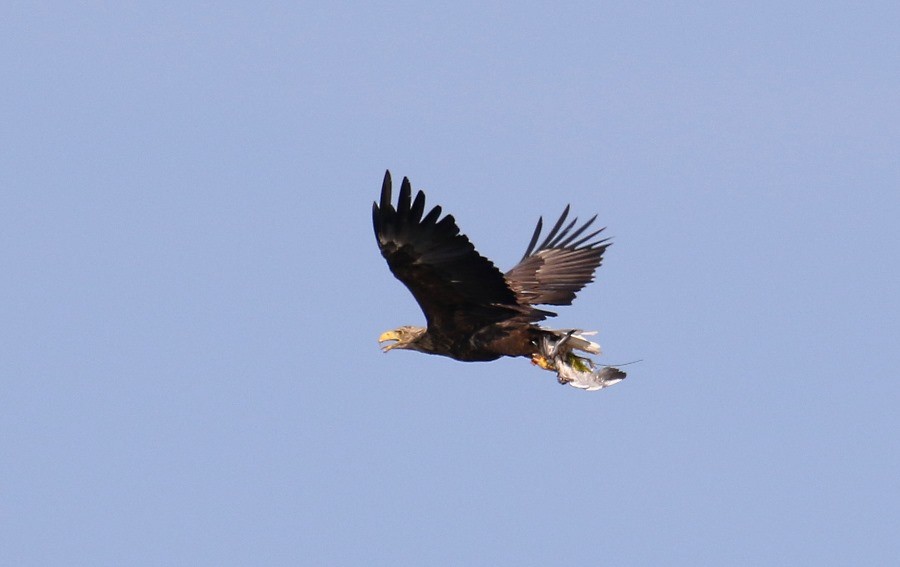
(378, 325, 427, 352)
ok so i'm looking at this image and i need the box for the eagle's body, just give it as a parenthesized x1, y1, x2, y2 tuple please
(373, 170, 625, 390)
(382, 323, 540, 362)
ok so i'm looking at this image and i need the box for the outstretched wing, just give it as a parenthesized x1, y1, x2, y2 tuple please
(373, 171, 526, 330)
(505, 205, 611, 306)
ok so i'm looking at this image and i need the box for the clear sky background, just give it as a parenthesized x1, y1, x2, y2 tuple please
(2, 3, 899, 565)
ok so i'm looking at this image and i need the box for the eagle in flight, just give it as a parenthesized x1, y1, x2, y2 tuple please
(373, 171, 625, 391)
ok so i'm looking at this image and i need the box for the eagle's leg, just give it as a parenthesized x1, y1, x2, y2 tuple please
(531, 353, 557, 371)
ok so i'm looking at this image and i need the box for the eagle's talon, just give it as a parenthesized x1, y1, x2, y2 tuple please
(531, 354, 556, 371)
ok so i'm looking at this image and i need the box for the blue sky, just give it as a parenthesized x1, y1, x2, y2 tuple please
(2, 3, 899, 565)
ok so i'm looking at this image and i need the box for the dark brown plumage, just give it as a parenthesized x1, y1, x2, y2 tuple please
(373, 170, 614, 365)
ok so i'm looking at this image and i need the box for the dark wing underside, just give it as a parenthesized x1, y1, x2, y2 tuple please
(373, 171, 538, 332)
(505, 205, 611, 306)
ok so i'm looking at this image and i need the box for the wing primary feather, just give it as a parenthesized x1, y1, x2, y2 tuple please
(558, 215, 598, 247)
(410, 191, 426, 222)
(570, 227, 608, 249)
(398, 177, 412, 217)
(379, 170, 392, 212)
(538, 205, 570, 251)
(422, 205, 442, 225)
(372, 202, 380, 234)
(436, 214, 459, 235)
(551, 217, 579, 247)
(521, 217, 543, 261)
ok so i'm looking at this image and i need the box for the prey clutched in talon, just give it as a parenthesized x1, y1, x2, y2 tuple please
(535, 333, 628, 391)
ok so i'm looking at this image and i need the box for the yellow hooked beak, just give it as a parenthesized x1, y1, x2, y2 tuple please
(379, 330, 401, 352)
